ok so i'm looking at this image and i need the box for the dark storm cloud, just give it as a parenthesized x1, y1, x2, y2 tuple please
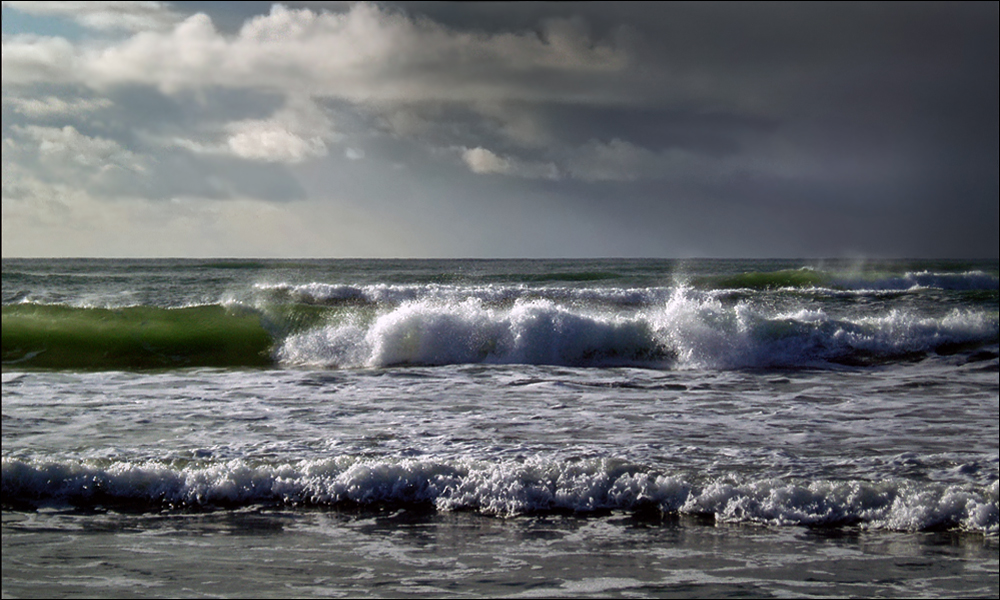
(518, 105, 778, 156)
(3, 1, 995, 257)
(392, 1, 997, 256)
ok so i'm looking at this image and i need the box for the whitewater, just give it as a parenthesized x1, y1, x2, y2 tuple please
(3, 258, 998, 597)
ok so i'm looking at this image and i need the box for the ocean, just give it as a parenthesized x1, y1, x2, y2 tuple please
(2, 258, 998, 598)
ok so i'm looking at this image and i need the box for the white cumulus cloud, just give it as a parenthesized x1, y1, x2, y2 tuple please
(2, 3, 630, 103)
(165, 95, 339, 164)
(226, 122, 327, 164)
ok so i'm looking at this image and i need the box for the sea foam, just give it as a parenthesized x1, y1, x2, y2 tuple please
(276, 289, 998, 369)
(4, 456, 996, 533)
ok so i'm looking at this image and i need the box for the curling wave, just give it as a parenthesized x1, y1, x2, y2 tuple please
(2, 304, 274, 369)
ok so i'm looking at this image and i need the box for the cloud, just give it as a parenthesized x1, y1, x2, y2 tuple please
(562, 138, 661, 182)
(7, 124, 143, 172)
(559, 138, 777, 183)
(3, 1, 183, 32)
(3, 3, 630, 103)
(0, 34, 79, 85)
(2, 124, 156, 209)
(226, 122, 326, 163)
(167, 95, 338, 164)
(460, 139, 756, 184)
(224, 95, 336, 163)
(2, 2, 995, 258)
(2, 95, 113, 117)
(461, 146, 558, 180)
(4, 119, 309, 203)
(461, 147, 509, 174)
(1, 166, 419, 258)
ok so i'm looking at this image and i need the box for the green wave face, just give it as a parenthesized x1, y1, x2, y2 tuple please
(2, 304, 274, 370)
(692, 269, 829, 290)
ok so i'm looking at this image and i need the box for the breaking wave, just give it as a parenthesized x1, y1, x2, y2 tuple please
(3, 456, 996, 533)
(4, 285, 996, 370)
(277, 290, 998, 369)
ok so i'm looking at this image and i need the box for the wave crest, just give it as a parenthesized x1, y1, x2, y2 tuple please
(277, 291, 998, 369)
(4, 456, 996, 532)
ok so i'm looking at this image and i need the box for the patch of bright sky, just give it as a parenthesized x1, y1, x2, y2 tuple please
(1, 6, 89, 39)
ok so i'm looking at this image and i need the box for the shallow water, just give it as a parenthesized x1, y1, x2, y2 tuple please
(4, 508, 997, 598)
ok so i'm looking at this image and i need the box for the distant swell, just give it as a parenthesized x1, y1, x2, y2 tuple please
(3, 457, 996, 533)
(692, 269, 999, 292)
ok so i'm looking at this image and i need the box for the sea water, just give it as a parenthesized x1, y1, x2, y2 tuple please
(3, 258, 998, 597)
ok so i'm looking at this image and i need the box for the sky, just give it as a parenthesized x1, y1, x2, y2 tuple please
(2, 1, 997, 258)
